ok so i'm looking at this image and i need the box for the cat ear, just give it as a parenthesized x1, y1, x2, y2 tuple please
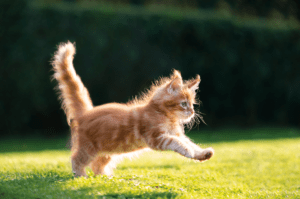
(187, 75, 201, 92)
(167, 77, 182, 94)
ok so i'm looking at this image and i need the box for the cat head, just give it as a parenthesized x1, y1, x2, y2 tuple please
(150, 70, 202, 126)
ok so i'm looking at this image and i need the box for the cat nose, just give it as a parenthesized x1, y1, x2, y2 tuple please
(188, 109, 194, 115)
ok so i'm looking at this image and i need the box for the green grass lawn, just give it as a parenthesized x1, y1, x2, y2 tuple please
(0, 128, 299, 199)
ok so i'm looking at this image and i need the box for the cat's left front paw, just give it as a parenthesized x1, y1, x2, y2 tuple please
(193, 147, 214, 162)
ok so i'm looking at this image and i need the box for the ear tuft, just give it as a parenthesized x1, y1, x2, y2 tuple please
(171, 69, 182, 80)
(187, 74, 201, 92)
(195, 74, 201, 82)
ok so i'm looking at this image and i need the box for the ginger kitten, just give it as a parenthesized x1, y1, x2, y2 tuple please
(52, 41, 214, 177)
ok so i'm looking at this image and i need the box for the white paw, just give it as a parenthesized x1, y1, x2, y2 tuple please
(193, 147, 214, 162)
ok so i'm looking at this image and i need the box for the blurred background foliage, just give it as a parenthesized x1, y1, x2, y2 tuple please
(0, 0, 299, 138)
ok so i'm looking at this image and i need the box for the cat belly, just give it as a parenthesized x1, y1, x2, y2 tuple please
(98, 147, 151, 157)
(95, 137, 148, 154)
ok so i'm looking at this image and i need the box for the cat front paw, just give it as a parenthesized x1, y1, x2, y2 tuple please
(73, 171, 88, 178)
(193, 147, 214, 162)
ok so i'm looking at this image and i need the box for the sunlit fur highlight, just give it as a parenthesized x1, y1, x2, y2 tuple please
(52, 41, 214, 177)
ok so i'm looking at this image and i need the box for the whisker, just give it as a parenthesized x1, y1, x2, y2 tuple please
(184, 108, 206, 131)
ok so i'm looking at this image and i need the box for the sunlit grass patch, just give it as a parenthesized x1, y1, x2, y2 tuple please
(0, 128, 299, 198)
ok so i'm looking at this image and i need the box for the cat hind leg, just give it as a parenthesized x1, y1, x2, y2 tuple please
(71, 139, 98, 177)
(71, 149, 94, 177)
(90, 155, 115, 176)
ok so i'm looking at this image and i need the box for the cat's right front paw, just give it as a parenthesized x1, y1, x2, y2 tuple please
(193, 148, 214, 162)
(72, 169, 88, 178)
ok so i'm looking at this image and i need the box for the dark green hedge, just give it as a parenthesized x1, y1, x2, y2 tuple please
(75, 0, 300, 22)
(1, 0, 300, 137)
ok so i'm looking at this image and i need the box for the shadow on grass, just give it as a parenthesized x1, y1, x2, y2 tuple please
(0, 173, 69, 199)
(77, 187, 178, 199)
(99, 192, 177, 199)
(118, 165, 181, 171)
(0, 173, 178, 199)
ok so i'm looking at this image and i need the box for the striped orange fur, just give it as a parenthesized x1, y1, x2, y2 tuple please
(52, 41, 214, 177)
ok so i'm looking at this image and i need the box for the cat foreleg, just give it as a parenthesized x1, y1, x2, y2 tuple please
(90, 155, 113, 176)
(181, 136, 214, 162)
(151, 135, 214, 161)
(151, 135, 194, 158)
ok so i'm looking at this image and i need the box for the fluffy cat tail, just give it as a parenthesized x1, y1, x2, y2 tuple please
(52, 41, 93, 125)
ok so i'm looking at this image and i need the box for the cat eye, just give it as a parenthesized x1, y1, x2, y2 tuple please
(181, 102, 188, 108)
